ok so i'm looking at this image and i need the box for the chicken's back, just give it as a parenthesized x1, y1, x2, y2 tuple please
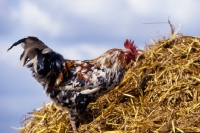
(52, 48, 127, 112)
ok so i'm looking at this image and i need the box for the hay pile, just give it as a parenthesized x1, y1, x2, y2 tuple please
(19, 33, 200, 133)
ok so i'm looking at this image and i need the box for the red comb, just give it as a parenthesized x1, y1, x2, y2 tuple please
(124, 39, 138, 58)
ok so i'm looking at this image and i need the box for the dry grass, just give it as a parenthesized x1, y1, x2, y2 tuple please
(18, 32, 200, 133)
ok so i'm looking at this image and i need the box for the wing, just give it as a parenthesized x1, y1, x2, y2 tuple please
(54, 49, 127, 104)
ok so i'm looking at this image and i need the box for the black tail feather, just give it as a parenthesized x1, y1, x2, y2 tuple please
(7, 38, 26, 51)
(35, 49, 44, 72)
(9, 36, 66, 91)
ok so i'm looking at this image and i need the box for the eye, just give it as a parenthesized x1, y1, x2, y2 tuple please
(124, 52, 132, 64)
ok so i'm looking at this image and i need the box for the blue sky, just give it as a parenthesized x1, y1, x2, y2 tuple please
(1, 0, 200, 132)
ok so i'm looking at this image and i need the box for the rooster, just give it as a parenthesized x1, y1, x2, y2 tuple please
(7, 37, 138, 131)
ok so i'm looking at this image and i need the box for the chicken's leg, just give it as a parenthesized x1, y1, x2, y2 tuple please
(68, 109, 79, 132)
(70, 120, 77, 132)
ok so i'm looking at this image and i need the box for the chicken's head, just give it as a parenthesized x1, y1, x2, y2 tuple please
(124, 39, 138, 64)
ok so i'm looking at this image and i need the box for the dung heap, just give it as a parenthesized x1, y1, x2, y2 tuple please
(19, 34, 200, 133)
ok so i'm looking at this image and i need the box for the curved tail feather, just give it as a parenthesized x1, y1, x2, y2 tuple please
(7, 38, 26, 51)
(8, 36, 66, 91)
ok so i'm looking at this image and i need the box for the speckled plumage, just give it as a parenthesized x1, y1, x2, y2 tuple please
(8, 36, 138, 131)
